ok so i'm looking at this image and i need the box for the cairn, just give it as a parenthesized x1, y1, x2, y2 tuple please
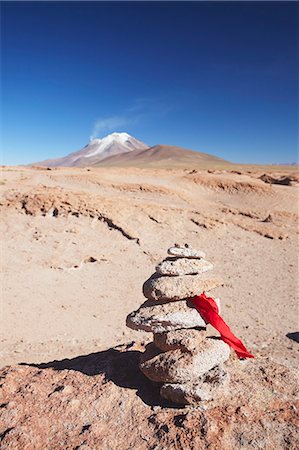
(126, 244, 230, 405)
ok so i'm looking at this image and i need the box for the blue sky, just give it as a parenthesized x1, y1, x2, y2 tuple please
(1, 1, 298, 165)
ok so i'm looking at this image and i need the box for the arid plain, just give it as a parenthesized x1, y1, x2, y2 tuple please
(1, 164, 298, 448)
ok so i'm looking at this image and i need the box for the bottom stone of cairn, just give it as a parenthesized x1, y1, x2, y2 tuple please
(160, 365, 229, 405)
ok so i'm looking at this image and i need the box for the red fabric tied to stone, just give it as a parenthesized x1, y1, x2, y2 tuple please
(191, 293, 254, 359)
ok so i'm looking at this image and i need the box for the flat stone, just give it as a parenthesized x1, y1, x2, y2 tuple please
(143, 274, 223, 301)
(167, 246, 206, 259)
(126, 298, 221, 333)
(139, 338, 230, 383)
(156, 258, 213, 276)
(126, 298, 220, 333)
(154, 329, 207, 352)
(160, 366, 229, 405)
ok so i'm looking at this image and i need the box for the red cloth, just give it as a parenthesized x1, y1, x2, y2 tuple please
(191, 293, 254, 359)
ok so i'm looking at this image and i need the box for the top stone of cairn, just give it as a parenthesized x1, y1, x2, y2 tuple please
(168, 244, 206, 259)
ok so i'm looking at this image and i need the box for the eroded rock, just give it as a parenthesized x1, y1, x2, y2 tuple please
(1, 350, 298, 449)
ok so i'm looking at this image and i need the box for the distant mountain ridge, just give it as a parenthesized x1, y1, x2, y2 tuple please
(33, 132, 230, 168)
(97, 144, 228, 168)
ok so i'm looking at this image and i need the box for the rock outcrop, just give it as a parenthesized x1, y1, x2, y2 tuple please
(1, 344, 298, 449)
(126, 244, 230, 404)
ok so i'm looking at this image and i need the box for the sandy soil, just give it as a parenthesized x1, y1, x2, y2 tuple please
(0, 166, 298, 369)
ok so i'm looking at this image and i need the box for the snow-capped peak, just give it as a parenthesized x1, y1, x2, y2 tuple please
(89, 132, 130, 145)
(80, 132, 148, 160)
(34, 132, 148, 167)
(110, 132, 131, 140)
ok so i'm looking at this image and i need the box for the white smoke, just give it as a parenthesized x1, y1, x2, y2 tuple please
(90, 98, 171, 141)
(90, 116, 129, 141)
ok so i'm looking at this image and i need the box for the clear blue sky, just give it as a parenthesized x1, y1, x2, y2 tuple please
(1, 1, 298, 165)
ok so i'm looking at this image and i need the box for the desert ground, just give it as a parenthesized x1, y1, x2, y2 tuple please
(0, 165, 298, 448)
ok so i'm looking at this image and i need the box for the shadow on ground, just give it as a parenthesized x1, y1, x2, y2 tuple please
(22, 346, 180, 408)
(286, 332, 299, 343)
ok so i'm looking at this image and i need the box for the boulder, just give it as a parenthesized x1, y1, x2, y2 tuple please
(156, 257, 213, 276)
(139, 338, 230, 383)
(143, 274, 223, 301)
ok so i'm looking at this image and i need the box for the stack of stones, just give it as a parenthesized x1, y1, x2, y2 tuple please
(126, 244, 231, 405)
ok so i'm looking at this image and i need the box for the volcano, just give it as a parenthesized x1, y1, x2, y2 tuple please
(33, 133, 230, 169)
(34, 132, 148, 167)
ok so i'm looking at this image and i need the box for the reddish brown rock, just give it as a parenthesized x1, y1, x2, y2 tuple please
(0, 344, 298, 449)
(0, 344, 299, 450)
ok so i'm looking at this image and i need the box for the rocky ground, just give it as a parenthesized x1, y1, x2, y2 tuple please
(1, 342, 298, 449)
(0, 166, 298, 448)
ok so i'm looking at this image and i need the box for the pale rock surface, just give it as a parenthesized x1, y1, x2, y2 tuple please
(156, 257, 213, 276)
(143, 274, 223, 301)
(126, 300, 208, 332)
(154, 328, 207, 352)
(167, 246, 206, 259)
(160, 365, 229, 404)
(139, 339, 230, 383)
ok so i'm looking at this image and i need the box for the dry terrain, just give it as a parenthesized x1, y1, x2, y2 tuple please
(0, 165, 298, 448)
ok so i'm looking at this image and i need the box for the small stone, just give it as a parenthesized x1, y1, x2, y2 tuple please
(126, 298, 221, 333)
(167, 246, 206, 259)
(62, 386, 73, 395)
(160, 366, 229, 404)
(262, 214, 273, 223)
(68, 399, 81, 408)
(154, 329, 207, 352)
(139, 338, 230, 383)
(156, 258, 213, 276)
(143, 274, 223, 301)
